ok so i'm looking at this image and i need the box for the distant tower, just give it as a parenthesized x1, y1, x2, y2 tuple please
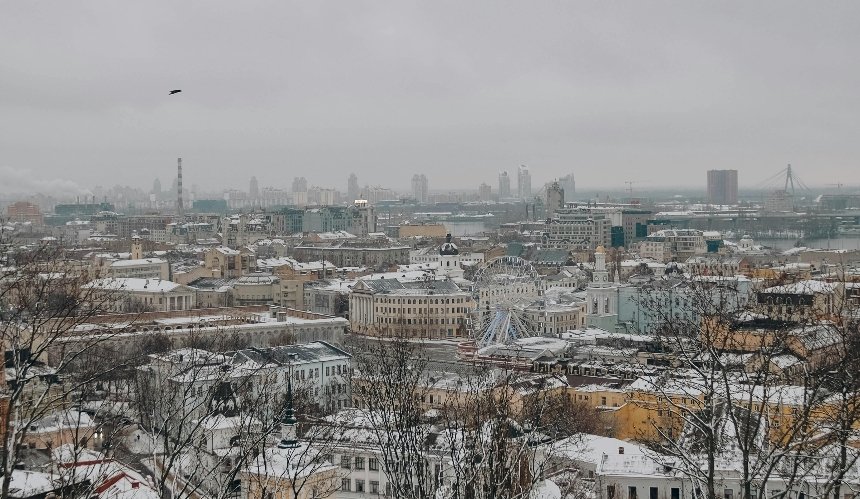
(498, 171, 511, 199)
(176, 158, 184, 218)
(152, 178, 162, 195)
(707, 170, 738, 205)
(131, 232, 143, 260)
(412, 174, 429, 203)
(292, 177, 308, 193)
(478, 183, 492, 202)
(518, 165, 532, 199)
(249, 176, 259, 200)
(546, 181, 564, 218)
(559, 173, 576, 197)
(347, 173, 360, 202)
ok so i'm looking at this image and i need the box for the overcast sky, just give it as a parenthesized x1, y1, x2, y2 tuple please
(1, 1, 858, 196)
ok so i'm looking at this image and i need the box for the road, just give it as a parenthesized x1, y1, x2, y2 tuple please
(342, 332, 464, 363)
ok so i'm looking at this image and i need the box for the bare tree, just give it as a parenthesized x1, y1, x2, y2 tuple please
(631, 273, 831, 499)
(0, 238, 144, 498)
(348, 331, 581, 499)
(348, 331, 438, 499)
(242, 380, 346, 499)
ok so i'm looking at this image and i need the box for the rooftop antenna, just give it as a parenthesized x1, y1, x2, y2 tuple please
(177, 157, 184, 219)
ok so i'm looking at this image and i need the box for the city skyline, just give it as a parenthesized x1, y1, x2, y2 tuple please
(2, 2, 859, 195)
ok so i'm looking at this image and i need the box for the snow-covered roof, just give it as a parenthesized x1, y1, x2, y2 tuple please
(84, 277, 183, 293)
(23, 409, 95, 434)
(110, 258, 166, 267)
(552, 433, 646, 466)
(761, 280, 838, 295)
(8, 470, 58, 498)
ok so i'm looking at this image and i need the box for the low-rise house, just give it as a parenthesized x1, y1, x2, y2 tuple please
(756, 279, 842, 321)
(20, 409, 99, 450)
(51, 445, 161, 499)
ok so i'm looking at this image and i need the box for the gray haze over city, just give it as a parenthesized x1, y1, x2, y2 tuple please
(2, 1, 859, 196)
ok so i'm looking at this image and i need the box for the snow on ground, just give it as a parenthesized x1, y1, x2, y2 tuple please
(117, 425, 166, 455)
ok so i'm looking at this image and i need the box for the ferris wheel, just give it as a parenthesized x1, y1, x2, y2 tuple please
(471, 256, 541, 348)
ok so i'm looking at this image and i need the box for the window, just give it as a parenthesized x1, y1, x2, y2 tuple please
(370, 481, 380, 494)
(355, 480, 365, 493)
(354, 457, 365, 470)
(724, 489, 733, 499)
(340, 455, 351, 469)
(341, 478, 350, 492)
(629, 487, 638, 499)
(369, 457, 379, 471)
(651, 487, 659, 499)
(671, 488, 680, 499)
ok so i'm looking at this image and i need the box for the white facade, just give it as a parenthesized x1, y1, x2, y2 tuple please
(639, 229, 707, 263)
(586, 247, 622, 329)
(84, 277, 195, 312)
(544, 208, 612, 251)
(107, 258, 169, 280)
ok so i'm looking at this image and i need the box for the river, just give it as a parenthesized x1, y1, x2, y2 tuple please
(765, 236, 860, 252)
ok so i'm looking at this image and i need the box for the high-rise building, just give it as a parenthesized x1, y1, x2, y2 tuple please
(498, 171, 511, 199)
(347, 173, 360, 202)
(152, 178, 162, 195)
(249, 176, 259, 200)
(478, 183, 492, 202)
(518, 165, 532, 199)
(6, 201, 43, 225)
(544, 207, 611, 250)
(412, 174, 429, 204)
(292, 177, 308, 193)
(558, 173, 575, 197)
(545, 181, 564, 218)
(707, 170, 738, 205)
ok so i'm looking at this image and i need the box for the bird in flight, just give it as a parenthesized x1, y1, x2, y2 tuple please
(169, 89, 182, 95)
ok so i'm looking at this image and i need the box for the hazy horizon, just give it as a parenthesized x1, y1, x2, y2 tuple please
(2, 2, 859, 197)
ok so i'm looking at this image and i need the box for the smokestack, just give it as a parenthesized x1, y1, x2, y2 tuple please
(177, 157, 184, 218)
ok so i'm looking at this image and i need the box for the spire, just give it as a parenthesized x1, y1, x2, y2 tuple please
(278, 375, 299, 449)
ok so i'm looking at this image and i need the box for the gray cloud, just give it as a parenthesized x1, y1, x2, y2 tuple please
(1, 1, 858, 193)
(0, 167, 91, 198)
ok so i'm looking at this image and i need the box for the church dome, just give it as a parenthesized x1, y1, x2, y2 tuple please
(439, 233, 459, 256)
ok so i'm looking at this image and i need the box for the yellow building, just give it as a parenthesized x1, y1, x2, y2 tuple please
(243, 454, 338, 499)
(397, 224, 448, 238)
(204, 246, 256, 278)
(21, 409, 100, 450)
